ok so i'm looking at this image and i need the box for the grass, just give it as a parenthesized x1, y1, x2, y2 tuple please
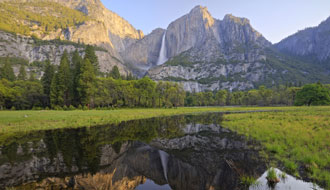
(240, 175, 259, 187)
(0, 106, 292, 149)
(0, 106, 329, 188)
(267, 168, 279, 181)
(0, 107, 286, 134)
(222, 106, 330, 189)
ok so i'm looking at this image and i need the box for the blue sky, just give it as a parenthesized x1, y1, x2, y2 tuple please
(102, 0, 330, 43)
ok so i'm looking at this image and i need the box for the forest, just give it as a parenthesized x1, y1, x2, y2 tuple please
(0, 46, 330, 110)
(0, 46, 186, 110)
(0, 1, 88, 36)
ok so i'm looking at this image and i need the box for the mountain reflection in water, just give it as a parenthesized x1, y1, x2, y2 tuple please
(0, 113, 267, 190)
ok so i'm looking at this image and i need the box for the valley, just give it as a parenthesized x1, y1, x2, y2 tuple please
(0, 0, 329, 190)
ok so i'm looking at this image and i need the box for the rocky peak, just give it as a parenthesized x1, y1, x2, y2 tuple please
(223, 14, 250, 25)
(275, 15, 330, 61)
(220, 14, 271, 48)
(189, 5, 215, 28)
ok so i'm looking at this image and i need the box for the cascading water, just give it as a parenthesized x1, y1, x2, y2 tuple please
(158, 150, 169, 182)
(156, 31, 168, 65)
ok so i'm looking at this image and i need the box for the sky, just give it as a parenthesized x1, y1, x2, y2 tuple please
(101, 0, 330, 43)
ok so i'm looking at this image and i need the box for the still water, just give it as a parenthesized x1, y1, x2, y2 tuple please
(0, 113, 322, 190)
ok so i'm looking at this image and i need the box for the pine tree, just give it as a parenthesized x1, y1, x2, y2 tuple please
(50, 51, 73, 107)
(78, 58, 96, 107)
(126, 73, 134, 80)
(17, 65, 27, 80)
(109, 65, 121, 79)
(72, 50, 83, 106)
(50, 72, 64, 107)
(29, 72, 36, 81)
(84, 45, 99, 74)
(58, 51, 73, 106)
(1, 61, 16, 81)
(41, 60, 55, 106)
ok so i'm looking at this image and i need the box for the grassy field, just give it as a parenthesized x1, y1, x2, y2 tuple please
(0, 106, 329, 188)
(0, 107, 288, 134)
(222, 106, 330, 189)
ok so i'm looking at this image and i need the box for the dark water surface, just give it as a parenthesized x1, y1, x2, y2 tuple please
(0, 113, 322, 190)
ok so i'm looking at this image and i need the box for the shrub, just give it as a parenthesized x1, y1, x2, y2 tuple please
(82, 105, 88, 111)
(68, 105, 76, 111)
(53, 105, 63, 110)
(63, 105, 68, 111)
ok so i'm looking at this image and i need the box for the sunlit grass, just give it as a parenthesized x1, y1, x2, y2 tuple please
(222, 106, 330, 189)
(0, 107, 288, 134)
(0, 106, 329, 188)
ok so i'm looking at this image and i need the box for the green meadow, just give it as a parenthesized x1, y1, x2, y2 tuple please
(0, 106, 329, 188)
(222, 106, 330, 188)
(0, 107, 285, 134)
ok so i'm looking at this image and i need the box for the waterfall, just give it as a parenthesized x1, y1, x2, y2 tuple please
(156, 31, 168, 65)
(158, 150, 169, 182)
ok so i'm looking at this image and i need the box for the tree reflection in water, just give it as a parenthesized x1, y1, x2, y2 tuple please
(0, 113, 267, 190)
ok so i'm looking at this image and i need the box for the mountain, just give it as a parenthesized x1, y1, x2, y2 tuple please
(0, 0, 144, 74)
(0, 1, 329, 90)
(275, 16, 330, 64)
(145, 6, 329, 91)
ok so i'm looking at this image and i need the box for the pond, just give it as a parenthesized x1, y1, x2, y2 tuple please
(0, 113, 323, 190)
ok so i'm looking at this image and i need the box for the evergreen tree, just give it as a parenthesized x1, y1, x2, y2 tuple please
(78, 58, 96, 107)
(84, 45, 99, 74)
(109, 65, 121, 79)
(50, 51, 72, 107)
(17, 65, 27, 80)
(41, 60, 55, 106)
(1, 61, 16, 81)
(59, 51, 73, 106)
(126, 73, 135, 80)
(72, 50, 83, 106)
(28, 72, 36, 81)
(50, 72, 64, 107)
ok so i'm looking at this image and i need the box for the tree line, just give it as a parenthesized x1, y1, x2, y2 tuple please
(1, 46, 330, 110)
(185, 83, 330, 107)
(0, 46, 186, 110)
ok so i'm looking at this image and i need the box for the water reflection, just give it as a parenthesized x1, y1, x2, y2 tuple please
(0, 113, 291, 190)
(250, 168, 323, 190)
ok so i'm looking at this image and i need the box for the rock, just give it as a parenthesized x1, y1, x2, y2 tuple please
(275, 16, 330, 62)
(0, 31, 129, 75)
(147, 6, 328, 91)
(0, 0, 144, 75)
(121, 28, 166, 75)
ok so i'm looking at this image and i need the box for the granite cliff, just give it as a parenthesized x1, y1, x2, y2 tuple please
(0, 0, 144, 74)
(275, 16, 330, 63)
(0, 1, 329, 90)
(146, 6, 329, 91)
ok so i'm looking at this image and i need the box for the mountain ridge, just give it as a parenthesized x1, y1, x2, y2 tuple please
(145, 6, 329, 91)
(0, 0, 145, 74)
(0, 1, 329, 91)
(275, 16, 330, 63)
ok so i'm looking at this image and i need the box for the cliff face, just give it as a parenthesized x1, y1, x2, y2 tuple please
(146, 6, 329, 91)
(0, 31, 129, 74)
(275, 16, 330, 62)
(120, 28, 165, 75)
(122, 5, 272, 79)
(0, 1, 329, 89)
(50, 0, 144, 52)
(0, 0, 144, 74)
